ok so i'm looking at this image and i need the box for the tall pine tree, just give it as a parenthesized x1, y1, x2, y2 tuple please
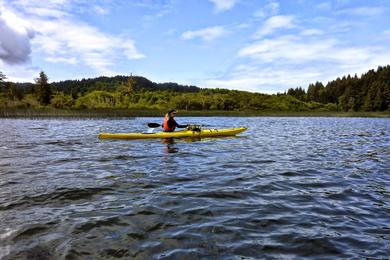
(34, 71, 52, 105)
(0, 71, 6, 82)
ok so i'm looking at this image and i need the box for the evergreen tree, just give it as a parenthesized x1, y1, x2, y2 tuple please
(0, 71, 6, 95)
(5, 82, 23, 100)
(307, 82, 324, 102)
(0, 71, 6, 82)
(118, 76, 136, 96)
(287, 87, 306, 101)
(34, 71, 52, 105)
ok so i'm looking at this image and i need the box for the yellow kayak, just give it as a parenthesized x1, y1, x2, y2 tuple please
(98, 127, 247, 140)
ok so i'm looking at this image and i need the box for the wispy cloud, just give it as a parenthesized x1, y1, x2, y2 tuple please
(335, 6, 384, 16)
(254, 15, 295, 38)
(208, 0, 238, 12)
(45, 56, 78, 64)
(316, 2, 332, 11)
(182, 26, 226, 41)
(203, 66, 326, 93)
(26, 7, 68, 18)
(0, 63, 40, 82)
(139, 0, 175, 23)
(300, 29, 323, 36)
(33, 19, 145, 71)
(253, 0, 280, 19)
(238, 35, 373, 65)
(93, 5, 110, 15)
(204, 22, 390, 93)
(0, 0, 145, 74)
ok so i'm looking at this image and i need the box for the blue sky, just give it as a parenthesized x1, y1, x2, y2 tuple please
(0, 0, 389, 93)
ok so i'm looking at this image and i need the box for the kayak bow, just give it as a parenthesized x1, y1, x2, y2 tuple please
(98, 127, 247, 140)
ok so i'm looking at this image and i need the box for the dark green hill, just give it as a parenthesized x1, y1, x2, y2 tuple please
(51, 75, 199, 94)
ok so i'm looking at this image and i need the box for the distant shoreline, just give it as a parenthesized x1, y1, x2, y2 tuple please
(1, 108, 389, 118)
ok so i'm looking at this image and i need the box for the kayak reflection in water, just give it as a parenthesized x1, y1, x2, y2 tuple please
(162, 109, 188, 132)
(162, 138, 178, 153)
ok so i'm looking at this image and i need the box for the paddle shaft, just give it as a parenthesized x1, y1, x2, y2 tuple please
(148, 123, 161, 128)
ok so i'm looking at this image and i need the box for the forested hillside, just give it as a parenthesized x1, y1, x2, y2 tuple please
(1, 66, 389, 112)
(286, 65, 390, 111)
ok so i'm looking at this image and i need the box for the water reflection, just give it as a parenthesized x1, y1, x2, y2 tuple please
(161, 138, 179, 153)
(161, 137, 204, 153)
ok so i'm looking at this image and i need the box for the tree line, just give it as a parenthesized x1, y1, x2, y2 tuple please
(1, 66, 389, 112)
(286, 65, 390, 111)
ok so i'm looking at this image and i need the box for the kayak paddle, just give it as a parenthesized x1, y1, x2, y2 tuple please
(148, 123, 161, 128)
(147, 123, 205, 133)
(147, 123, 209, 128)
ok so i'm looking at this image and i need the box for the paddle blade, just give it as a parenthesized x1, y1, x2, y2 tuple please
(148, 123, 161, 128)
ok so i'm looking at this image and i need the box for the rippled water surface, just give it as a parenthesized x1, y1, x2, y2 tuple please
(0, 117, 389, 259)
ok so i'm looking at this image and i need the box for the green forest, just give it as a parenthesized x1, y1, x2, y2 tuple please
(0, 65, 389, 115)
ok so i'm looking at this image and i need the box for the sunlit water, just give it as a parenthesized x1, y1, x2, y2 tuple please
(0, 117, 389, 259)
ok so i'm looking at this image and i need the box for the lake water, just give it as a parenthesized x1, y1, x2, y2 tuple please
(0, 117, 389, 259)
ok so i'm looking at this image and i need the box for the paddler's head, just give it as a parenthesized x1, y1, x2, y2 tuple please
(168, 109, 177, 118)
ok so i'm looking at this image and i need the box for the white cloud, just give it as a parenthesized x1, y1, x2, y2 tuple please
(203, 66, 325, 93)
(255, 15, 295, 38)
(45, 56, 78, 64)
(238, 35, 374, 65)
(316, 2, 332, 11)
(205, 30, 390, 93)
(8, 0, 71, 15)
(140, 0, 175, 23)
(209, 0, 238, 12)
(0, 4, 32, 34)
(336, 0, 351, 5)
(300, 29, 324, 36)
(0, 0, 145, 75)
(254, 0, 280, 19)
(182, 26, 226, 41)
(93, 5, 110, 15)
(0, 63, 39, 82)
(122, 39, 146, 60)
(33, 19, 145, 70)
(26, 7, 68, 18)
(335, 7, 384, 17)
(219, 8, 390, 93)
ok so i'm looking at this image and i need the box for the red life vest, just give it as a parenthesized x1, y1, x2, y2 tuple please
(162, 113, 175, 132)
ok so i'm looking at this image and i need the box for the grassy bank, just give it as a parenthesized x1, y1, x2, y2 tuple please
(0, 108, 155, 118)
(1, 108, 390, 118)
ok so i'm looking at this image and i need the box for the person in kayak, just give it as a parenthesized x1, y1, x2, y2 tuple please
(162, 109, 188, 132)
